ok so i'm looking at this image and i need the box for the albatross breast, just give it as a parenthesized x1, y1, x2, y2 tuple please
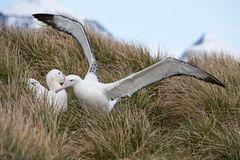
(73, 80, 110, 112)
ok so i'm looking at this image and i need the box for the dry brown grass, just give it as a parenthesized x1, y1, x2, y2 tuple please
(0, 26, 240, 159)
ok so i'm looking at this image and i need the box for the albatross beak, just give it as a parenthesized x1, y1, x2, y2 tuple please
(55, 81, 68, 93)
(60, 75, 66, 86)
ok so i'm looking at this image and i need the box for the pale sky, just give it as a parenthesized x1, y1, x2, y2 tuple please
(1, 0, 239, 56)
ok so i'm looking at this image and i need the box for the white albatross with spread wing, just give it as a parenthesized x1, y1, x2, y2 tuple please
(33, 13, 225, 113)
(27, 69, 68, 112)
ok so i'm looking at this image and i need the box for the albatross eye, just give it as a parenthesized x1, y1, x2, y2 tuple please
(58, 72, 61, 75)
(70, 79, 74, 82)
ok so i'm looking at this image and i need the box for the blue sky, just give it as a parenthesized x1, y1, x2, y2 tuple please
(1, 0, 239, 56)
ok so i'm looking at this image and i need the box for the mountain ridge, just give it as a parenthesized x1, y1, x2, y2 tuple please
(0, 0, 112, 36)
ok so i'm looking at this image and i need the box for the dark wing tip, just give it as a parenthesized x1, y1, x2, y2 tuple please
(203, 76, 225, 88)
(168, 57, 225, 88)
(32, 13, 54, 20)
(32, 13, 57, 28)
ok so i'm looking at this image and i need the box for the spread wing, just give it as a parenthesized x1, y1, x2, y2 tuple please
(104, 57, 224, 100)
(33, 13, 97, 75)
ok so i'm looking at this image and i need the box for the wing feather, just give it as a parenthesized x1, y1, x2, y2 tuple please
(104, 57, 224, 100)
(33, 13, 97, 74)
(27, 78, 48, 99)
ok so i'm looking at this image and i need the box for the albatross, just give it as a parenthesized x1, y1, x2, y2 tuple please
(33, 13, 225, 113)
(55, 58, 224, 112)
(27, 69, 68, 112)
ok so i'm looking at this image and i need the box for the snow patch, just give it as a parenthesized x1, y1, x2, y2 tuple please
(181, 33, 240, 61)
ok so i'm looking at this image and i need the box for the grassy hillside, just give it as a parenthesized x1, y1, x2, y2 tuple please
(0, 26, 240, 160)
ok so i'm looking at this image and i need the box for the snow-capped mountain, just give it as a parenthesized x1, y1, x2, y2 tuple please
(0, 0, 111, 36)
(3, 0, 68, 16)
(181, 33, 240, 60)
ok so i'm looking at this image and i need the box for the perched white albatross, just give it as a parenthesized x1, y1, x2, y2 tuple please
(33, 13, 225, 113)
(27, 69, 68, 112)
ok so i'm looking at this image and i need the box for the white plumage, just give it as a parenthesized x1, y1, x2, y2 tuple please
(27, 69, 68, 112)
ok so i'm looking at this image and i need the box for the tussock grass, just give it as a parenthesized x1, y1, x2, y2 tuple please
(0, 26, 239, 159)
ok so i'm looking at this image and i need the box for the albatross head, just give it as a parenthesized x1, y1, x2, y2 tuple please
(46, 69, 65, 86)
(55, 75, 82, 93)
